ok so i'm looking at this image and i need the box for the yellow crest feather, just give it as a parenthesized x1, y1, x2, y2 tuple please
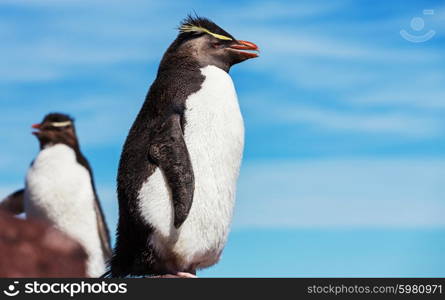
(50, 121, 72, 127)
(180, 24, 233, 41)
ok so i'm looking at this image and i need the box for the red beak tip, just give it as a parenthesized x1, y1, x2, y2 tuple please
(238, 40, 259, 51)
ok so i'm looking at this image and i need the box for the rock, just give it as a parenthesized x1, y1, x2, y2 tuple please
(0, 210, 87, 277)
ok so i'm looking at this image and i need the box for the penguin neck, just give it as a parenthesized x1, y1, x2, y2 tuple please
(39, 140, 95, 193)
(39, 139, 80, 152)
(38, 138, 87, 169)
(158, 47, 231, 74)
(158, 53, 201, 74)
(137, 55, 207, 117)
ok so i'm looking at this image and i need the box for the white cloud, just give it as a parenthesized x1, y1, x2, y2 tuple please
(260, 32, 441, 63)
(279, 106, 441, 137)
(218, 1, 346, 21)
(233, 158, 445, 228)
(0, 0, 158, 7)
(345, 72, 445, 109)
(0, 0, 184, 82)
(0, 0, 443, 176)
(230, 9, 445, 111)
(243, 95, 443, 138)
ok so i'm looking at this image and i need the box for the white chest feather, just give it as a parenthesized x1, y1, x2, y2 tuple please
(24, 144, 105, 277)
(138, 65, 244, 269)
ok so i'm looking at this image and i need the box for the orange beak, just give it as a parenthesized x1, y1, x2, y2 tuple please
(230, 40, 260, 58)
(32, 123, 41, 135)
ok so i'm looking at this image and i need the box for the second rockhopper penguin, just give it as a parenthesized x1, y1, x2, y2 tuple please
(1, 113, 112, 277)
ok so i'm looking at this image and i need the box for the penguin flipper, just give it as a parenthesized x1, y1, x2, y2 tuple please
(0, 189, 25, 215)
(93, 199, 113, 260)
(149, 114, 195, 229)
(76, 153, 112, 261)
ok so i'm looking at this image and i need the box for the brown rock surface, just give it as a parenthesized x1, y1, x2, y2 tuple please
(0, 210, 87, 278)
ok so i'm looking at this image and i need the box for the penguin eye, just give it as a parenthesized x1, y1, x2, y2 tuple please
(211, 42, 222, 48)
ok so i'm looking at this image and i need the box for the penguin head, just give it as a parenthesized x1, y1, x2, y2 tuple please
(32, 113, 78, 149)
(165, 15, 259, 72)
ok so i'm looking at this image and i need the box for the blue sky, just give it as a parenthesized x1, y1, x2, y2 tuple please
(0, 0, 444, 277)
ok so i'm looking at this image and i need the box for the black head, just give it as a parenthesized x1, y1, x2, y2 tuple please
(32, 113, 78, 149)
(163, 15, 259, 72)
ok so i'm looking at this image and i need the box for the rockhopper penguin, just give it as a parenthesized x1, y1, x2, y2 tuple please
(110, 16, 259, 277)
(0, 113, 112, 277)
